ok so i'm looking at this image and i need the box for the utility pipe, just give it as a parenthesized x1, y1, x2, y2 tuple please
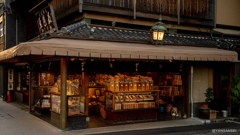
(190, 66, 193, 118)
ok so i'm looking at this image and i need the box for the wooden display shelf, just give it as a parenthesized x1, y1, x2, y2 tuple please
(67, 94, 85, 97)
(34, 105, 50, 109)
(89, 86, 106, 88)
(68, 112, 86, 117)
(105, 90, 160, 93)
(50, 92, 60, 95)
(39, 86, 54, 88)
(50, 92, 87, 97)
(105, 107, 159, 112)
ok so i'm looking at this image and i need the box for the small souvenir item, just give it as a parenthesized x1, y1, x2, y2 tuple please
(115, 96, 119, 102)
(124, 95, 130, 101)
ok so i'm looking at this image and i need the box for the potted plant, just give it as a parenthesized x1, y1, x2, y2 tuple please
(231, 76, 240, 115)
(203, 87, 214, 108)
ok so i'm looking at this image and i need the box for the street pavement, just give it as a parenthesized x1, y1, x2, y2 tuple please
(88, 123, 240, 135)
(1, 98, 239, 135)
(0, 98, 63, 135)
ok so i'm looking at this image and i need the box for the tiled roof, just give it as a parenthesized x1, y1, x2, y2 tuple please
(59, 21, 239, 49)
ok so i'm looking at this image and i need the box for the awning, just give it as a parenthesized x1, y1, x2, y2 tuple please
(0, 38, 238, 61)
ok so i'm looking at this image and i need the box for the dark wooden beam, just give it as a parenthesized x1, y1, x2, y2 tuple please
(21, 55, 56, 62)
(0, 58, 20, 63)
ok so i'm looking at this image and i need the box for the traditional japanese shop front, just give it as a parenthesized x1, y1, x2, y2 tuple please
(0, 37, 237, 129)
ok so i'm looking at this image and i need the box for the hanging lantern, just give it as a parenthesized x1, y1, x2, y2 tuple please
(149, 15, 167, 45)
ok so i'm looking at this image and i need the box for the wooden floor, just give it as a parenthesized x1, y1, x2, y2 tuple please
(88, 113, 113, 128)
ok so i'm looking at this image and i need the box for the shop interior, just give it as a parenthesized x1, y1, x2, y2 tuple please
(13, 58, 188, 128)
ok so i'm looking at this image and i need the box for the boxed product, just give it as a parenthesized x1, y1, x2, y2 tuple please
(115, 103, 121, 110)
(129, 95, 137, 101)
(136, 95, 144, 101)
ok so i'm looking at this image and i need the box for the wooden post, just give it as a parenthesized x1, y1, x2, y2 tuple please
(60, 58, 68, 130)
(112, 93, 116, 110)
(29, 63, 33, 112)
(171, 73, 174, 102)
(82, 72, 89, 115)
(156, 91, 159, 108)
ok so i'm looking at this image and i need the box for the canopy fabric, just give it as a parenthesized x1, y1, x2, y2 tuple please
(0, 38, 238, 61)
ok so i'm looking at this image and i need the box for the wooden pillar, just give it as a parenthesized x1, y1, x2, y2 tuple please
(60, 58, 68, 130)
(29, 63, 33, 112)
(171, 73, 174, 102)
(82, 72, 89, 115)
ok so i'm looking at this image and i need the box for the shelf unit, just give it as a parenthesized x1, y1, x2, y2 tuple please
(89, 86, 106, 88)
(50, 82, 88, 116)
(50, 92, 86, 116)
(104, 90, 159, 124)
(105, 90, 159, 110)
(159, 73, 184, 102)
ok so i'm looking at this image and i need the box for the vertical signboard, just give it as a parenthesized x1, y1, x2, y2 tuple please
(8, 69, 14, 91)
(36, 4, 58, 34)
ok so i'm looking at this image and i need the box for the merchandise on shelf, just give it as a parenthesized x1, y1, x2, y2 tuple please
(124, 95, 130, 101)
(107, 74, 154, 92)
(115, 96, 119, 102)
(121, 102, 155, 110)
(143, 95, 154, 100)
(115, 103, 121, 110)
(89, 73, 154, 92)
(119, 95, 124, 102)
(42, 99, 50, 107)
(136, 95, 144, 101)
(106, 99, 112, 108)
(50, 74, 82, 95)
(129, 95, 137, 101)
(159, 73, 182, 97)
(52, 95, 60, 113)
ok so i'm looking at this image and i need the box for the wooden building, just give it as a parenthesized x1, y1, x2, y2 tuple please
(0, 0, 239, 130)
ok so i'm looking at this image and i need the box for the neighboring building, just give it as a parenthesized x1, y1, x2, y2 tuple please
(0, 0, 239, 130)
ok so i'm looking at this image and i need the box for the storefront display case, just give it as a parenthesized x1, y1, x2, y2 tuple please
(104, 90, 160, 124)
(50, 92, 86, 116)
(35, 86, 53, 109)
(50, 91, 87, 129)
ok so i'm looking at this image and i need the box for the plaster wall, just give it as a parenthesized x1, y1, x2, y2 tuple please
(216, 0, 240, 27)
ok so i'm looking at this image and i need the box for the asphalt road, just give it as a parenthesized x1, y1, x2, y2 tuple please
(90, 123, 240, 135)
